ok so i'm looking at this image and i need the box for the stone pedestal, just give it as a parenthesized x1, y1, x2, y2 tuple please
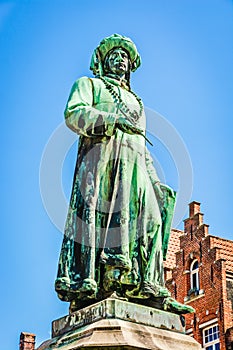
(37, 296, 202, 350)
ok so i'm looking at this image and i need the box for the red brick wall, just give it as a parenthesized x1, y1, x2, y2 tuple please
(19, 333, 35, 350)
(165, 201, 233, 350)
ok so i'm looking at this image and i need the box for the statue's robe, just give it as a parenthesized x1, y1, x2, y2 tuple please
(55, 76, 176, 302)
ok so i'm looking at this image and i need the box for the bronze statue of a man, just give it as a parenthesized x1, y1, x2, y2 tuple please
(55, 34, 194, 315)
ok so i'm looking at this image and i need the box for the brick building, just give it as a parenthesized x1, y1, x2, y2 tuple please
(165, 201, 233, 350)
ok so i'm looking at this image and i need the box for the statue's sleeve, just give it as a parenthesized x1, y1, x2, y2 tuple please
(64, 76, 116, 137)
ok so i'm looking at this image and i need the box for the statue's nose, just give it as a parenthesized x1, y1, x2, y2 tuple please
(115, 54, 125, 62)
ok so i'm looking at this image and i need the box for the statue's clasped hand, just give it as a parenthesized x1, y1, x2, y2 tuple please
(116, 116, 153, 146)
(116, 116, 143, 135)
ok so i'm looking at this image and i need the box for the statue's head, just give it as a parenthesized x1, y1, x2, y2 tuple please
(90, 34, 141, 85)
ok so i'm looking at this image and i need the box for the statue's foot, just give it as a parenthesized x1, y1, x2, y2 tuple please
(109, 291, 128, 301)
(78, 278, 98, 299)
(125, 288, 150, 299)
(55, 277, 97, 300)
(163, 297, 195, 315)
(142, 281, 171, 298)
(55, 278, 73, 301)
(125, 282, 170, 300)
(55, 277, 71, 290)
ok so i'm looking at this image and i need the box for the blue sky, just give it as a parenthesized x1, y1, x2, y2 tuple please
(1, 0, 233, 348)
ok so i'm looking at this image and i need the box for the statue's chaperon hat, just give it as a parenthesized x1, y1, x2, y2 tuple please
(90, 33, 141, 76)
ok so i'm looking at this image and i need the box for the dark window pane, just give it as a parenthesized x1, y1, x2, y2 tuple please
(192, 275, 196, 288)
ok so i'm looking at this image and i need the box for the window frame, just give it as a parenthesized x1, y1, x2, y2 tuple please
(190, 259, 199, 291)
(202, 323, 220, 350)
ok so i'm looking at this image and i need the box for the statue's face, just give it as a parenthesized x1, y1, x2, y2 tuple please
(106, 48, 129, 76)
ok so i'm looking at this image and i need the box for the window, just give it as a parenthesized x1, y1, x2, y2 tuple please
(190, 259, 199, 290)
(203, 324, 220, 350)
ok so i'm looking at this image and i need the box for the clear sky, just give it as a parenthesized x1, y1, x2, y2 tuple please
(1, 0, 233, 348)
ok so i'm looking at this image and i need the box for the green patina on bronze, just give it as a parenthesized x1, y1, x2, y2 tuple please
(55, 34, 194, 315)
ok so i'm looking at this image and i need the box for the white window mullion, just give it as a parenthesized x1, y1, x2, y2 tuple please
(203, 324, 220, 350)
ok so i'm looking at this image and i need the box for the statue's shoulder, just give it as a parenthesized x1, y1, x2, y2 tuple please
(72, 76, 91, 87)
(86, 77, 103, 87)
(72, 76, 103, 91)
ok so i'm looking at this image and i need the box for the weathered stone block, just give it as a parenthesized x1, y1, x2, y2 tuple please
(37, 297, 202, 350)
